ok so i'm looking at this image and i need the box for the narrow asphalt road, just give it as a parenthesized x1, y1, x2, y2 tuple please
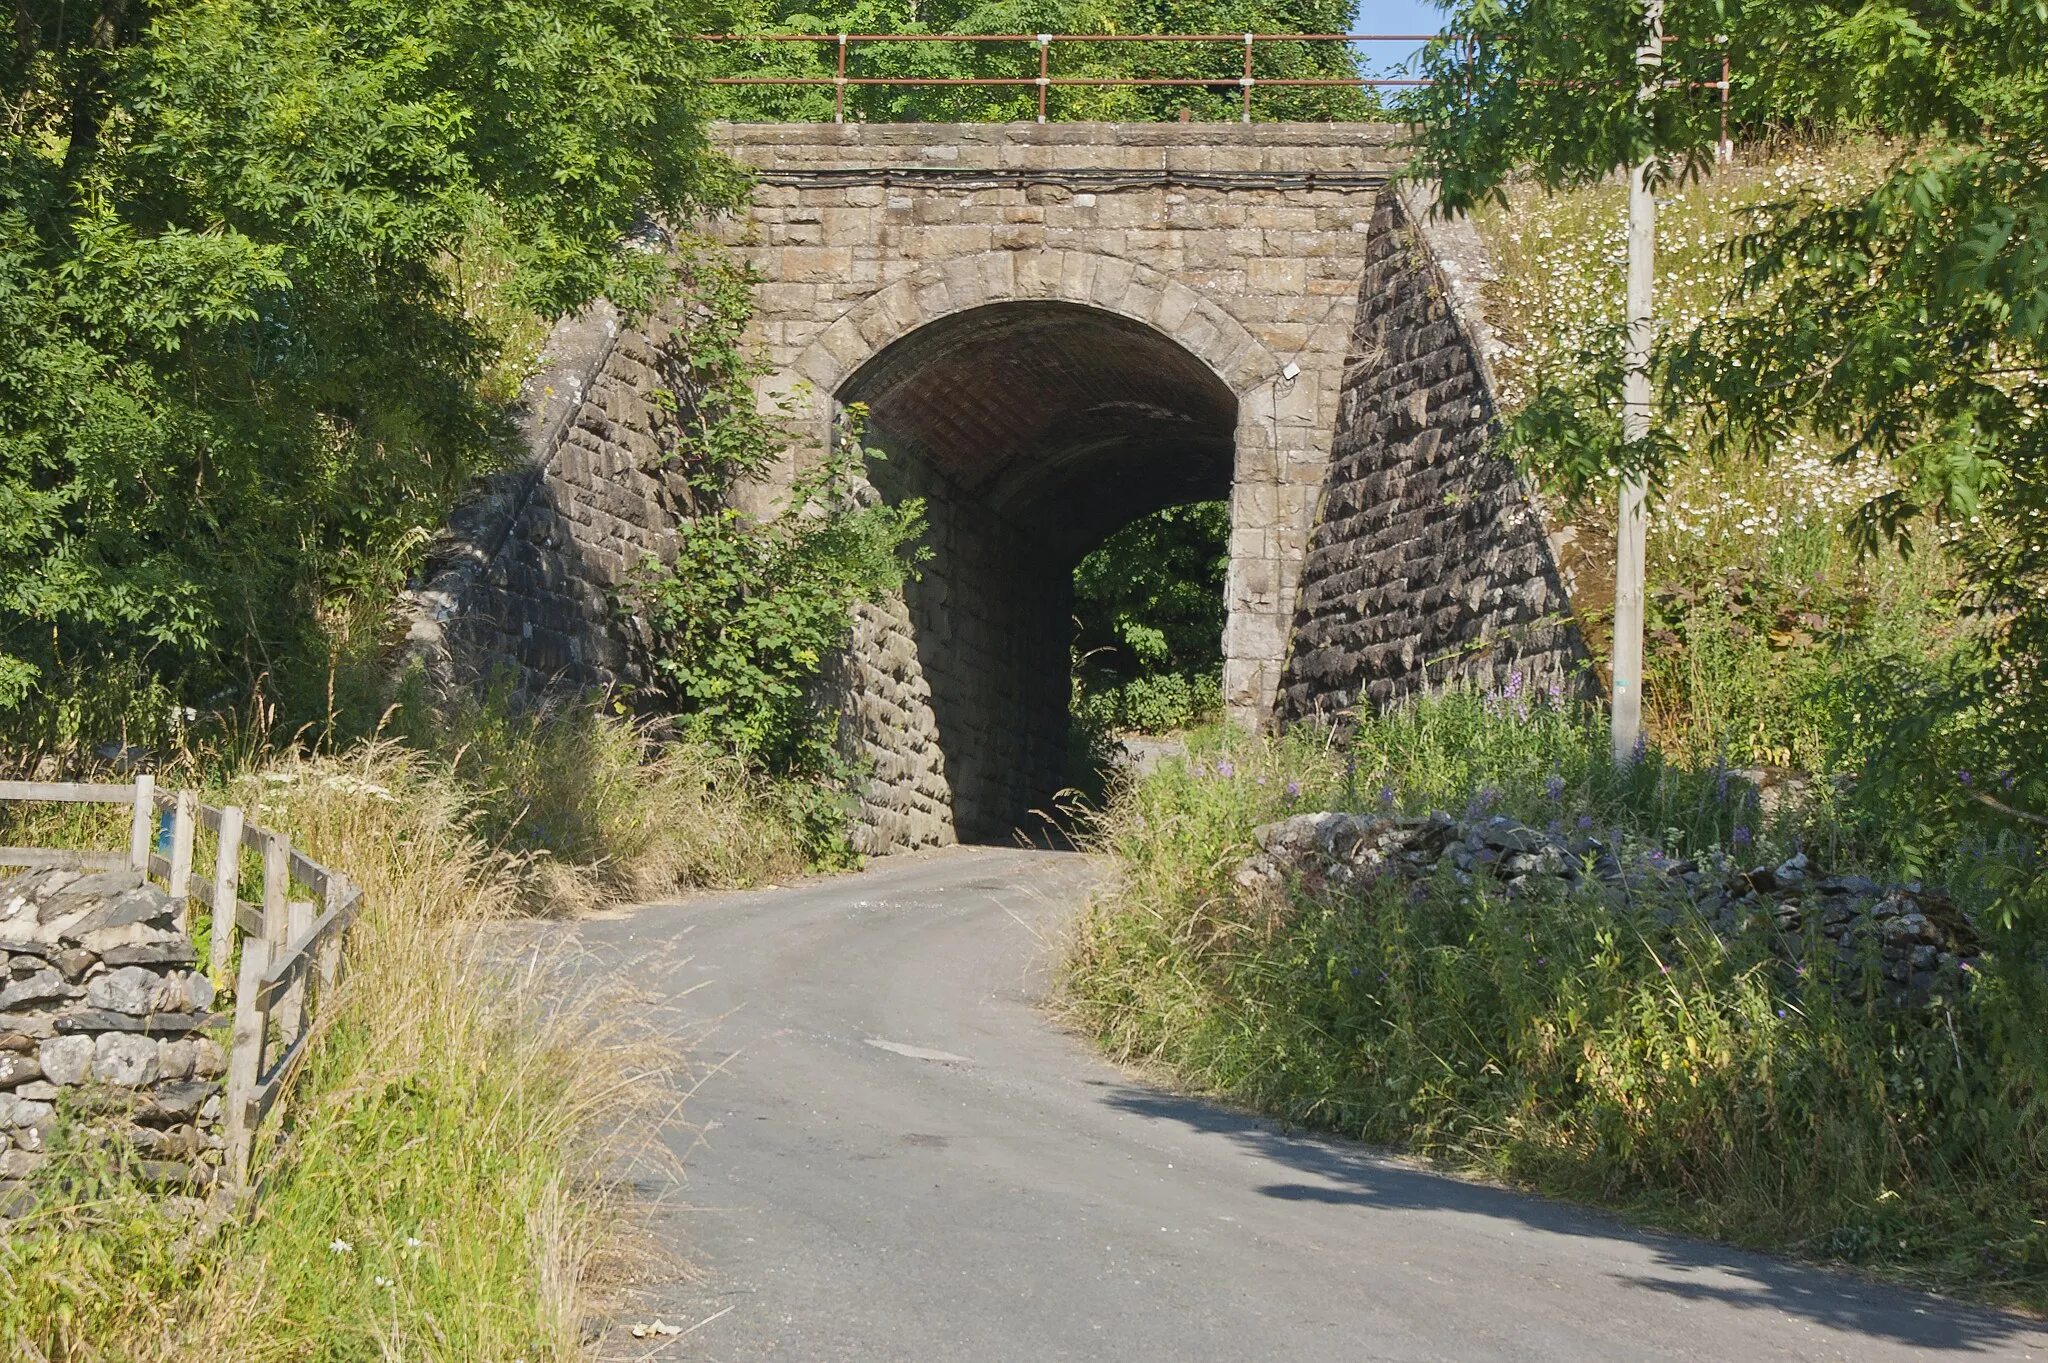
(571, 846, 2048, 1361)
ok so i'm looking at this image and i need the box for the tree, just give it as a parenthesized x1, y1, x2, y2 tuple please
(1406, 0, 2048, 846)
(704, 0, 1377, 123)
(0, 0, 741, 754)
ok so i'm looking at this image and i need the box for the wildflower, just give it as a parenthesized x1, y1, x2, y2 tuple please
(1577, 816, 1594, 830)
(1957, 769, 1972, 786)
(1536, 957, 1547, 966)
(1659, 964, 1671, 975)
(1216, 760, 1234, 779)
(329, 1239, 353, 1255)
(1776, 1009, 1786, 1018)
(1545, 775, 1564, 801)
(375, 1276, 395, 1289)
(1378, 785, 1396, 809)
(405, 1237, 423, 1250)
(1732, 826, 1751, 845)
(1284, 781, 1301, 800)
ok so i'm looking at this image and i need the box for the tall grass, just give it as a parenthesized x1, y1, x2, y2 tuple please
(406, 690, 820, 908)
(0, 742, 686, 1360)
(1067, 702, 2048, 1307)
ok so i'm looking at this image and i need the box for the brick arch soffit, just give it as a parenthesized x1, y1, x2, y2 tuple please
(785, 249, 1286, 412)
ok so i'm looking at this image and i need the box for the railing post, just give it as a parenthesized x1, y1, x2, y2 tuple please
(127, 773, 155, 872)
(835, 32, 848, 123)
(1241, 33, 1254, 123)
(317, 873, 353, 991)
(167, 790, 196, 931)
(1037, 34, 1050, 122)
(210, 805, 244, 984)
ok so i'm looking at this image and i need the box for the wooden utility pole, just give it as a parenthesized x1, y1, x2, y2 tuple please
(1612, 0, 1662, 766)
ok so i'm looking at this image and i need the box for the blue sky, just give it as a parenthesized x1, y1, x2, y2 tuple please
(1350, 0, 1447, 75)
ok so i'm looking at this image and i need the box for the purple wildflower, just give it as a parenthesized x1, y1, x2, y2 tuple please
(1378, 784, 1396, 809)
(1545, 775, 1565, 801)
(1217, 760, 1234, 779)
(1577, 815, 1594, 831)
(1285, 780, 1301, 800)
(1957, 769, 1972, 786)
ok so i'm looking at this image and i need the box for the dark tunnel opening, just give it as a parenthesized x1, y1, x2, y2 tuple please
(838, 301, 1238, 842)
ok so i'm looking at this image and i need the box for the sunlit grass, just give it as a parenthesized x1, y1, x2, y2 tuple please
(1066, 706, 2048, 1310)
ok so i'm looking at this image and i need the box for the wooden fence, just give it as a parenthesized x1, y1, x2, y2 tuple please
(0, 774, 360, 1187)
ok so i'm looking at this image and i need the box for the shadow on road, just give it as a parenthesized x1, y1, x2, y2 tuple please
(1098, 1083, 2043, 1354)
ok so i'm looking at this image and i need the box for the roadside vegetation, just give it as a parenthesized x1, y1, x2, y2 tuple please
(0, 741, 685, 1360)
(1067, 0, 2048, 1310)
(0, 0, 902, 1356)
(1067, 703, 2048, 1308)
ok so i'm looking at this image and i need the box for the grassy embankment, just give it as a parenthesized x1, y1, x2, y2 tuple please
(1065, 146, 2048, 1307)
(0, 706, 814, 1361)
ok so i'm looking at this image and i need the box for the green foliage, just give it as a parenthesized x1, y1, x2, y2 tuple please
(1068, 710, 2048, 1307)
(1071, 501, 1228, 735)
(633, 411, 929, 775)
(704, 0, 1377, 123)
(0, 0, 740, 759)
(1414, 0, 2048, 864)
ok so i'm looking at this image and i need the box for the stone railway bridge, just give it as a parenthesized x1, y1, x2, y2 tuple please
(406, 121, 1585, 853)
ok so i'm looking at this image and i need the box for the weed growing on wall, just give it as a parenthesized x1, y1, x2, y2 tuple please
(632, 409, 929, 780)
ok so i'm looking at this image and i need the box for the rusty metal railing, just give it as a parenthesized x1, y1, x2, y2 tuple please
(700, 33, 1436, 124)
(698, 32, 1733, 135)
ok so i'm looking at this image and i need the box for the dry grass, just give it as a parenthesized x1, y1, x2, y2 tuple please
(0, 742, 693, 1361)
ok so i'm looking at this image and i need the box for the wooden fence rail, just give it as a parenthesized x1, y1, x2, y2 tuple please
(0, 775, 360, 1188)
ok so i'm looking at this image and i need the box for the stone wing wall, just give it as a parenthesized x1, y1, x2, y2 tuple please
(1276, 187, 1586, 724)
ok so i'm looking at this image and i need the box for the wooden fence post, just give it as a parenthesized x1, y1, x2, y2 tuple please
(127, 773, 155, 873)
(167, 791, 196, 931)
(276, 898, 316, 1042)
(317, 873, 352, 990)
(223, 932, 271, 1187)
(262, 832, 289, 949)
(209, 805, 244, 984)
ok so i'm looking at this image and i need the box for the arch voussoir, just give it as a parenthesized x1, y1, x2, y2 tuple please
(788, 249, 1282, 408)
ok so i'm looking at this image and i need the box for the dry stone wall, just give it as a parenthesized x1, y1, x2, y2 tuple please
(1277, 188, 1585, 722)
(0, 866, 230, 1214)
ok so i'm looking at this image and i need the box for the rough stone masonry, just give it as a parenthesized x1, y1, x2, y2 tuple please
(402, 121, 1587, 853)
(0, 866, 230, 1217)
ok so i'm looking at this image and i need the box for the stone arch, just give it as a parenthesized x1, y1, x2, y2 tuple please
(816, 291, 1258, 844)
(786, 248, 1285, 407)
